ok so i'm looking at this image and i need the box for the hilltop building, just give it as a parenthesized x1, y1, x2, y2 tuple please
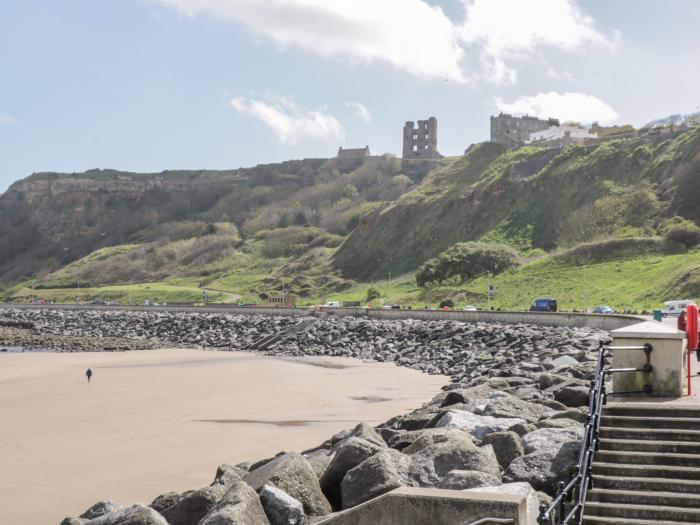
(337, 146, 370, 159)
(490, 113, 560, 147)
(527, 125, 597, 147)
(403, 117, 441, 159)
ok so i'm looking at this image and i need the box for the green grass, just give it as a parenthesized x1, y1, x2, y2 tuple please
(10, 249, 700, 311)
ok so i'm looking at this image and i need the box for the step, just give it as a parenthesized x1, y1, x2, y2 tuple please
(591, 462, 700, 480)
(583, 501, 700, 522)
(601, 415, 700, 430)
(599, 426, 700, 442)
(593, 475, 700, 495)
(583, 516, 699, 525)
(587, 488, 700, 508)
(595, 450, 700, 467)
(604, 403, 700, 419)
(599, 438, 700, 454)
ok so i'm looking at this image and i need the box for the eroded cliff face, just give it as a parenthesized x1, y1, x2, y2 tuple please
(0, 169, 244, 282)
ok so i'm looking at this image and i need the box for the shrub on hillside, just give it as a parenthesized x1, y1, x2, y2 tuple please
(663, 217, 700, 248)
(415, 242, 518, 287)
(366, 287, 380, 302)
(554, 236, 681, 265)
(439, 299, 455, 309)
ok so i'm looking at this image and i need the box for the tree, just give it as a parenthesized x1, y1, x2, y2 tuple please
(415, 242, 518, 287)
(366, 287, 380, 302)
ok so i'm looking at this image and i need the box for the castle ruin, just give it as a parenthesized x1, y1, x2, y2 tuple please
(490, 113, 560, 147)
(403, 117, 441, 159)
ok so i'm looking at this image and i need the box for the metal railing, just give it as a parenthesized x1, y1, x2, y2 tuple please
(464, 519, 515, 525)
(537, 341, 653, 525)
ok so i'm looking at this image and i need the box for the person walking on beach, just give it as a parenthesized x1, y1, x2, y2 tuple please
(86, 368, 93, 383)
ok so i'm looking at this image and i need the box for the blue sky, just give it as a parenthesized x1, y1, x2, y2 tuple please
(1, 0, 700, 192)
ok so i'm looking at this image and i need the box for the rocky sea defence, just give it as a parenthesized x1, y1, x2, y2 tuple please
(0, 308, 607, 525)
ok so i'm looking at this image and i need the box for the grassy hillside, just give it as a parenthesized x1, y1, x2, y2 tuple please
(333, 127, 700, 280)
(3, 127, 700, 311)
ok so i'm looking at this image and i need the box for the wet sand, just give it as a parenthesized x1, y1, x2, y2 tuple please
(0, 349, 447, 524)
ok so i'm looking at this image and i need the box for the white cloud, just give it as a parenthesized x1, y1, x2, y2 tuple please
(495, 91, 619, 124)
(230, 94, 343, 143)
(154, 0, 465, 81)
(151, 0, 613, 84)
(0, 113, 17, 125)
(346, 101, 371, 123)
(458, 0, 614, 83)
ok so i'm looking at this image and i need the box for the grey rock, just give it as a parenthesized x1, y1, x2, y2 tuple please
(87, 504, 169, 525)
(554, 386, 590, 407)
(552, 356, 579, 367)
(199, 481, 270, 525)
(80, 501, 122, 520)
(319, 437, 383, 509)
(212, 464, 247, 486)
(161, 485, 228, 525)
(259, 484, 304, 525)
(507, 422, 537, 436)
(438, 470, 500, 490)
(60, 519, 87, 525)
(435, 410, 525, 440)
(522, 428, 584, 455)
(245, 452, 332, 516)
(481, 431, 524, 469)
(150, 492, 181, 513)
(303, 449, 333, 480)
(341, 449, 412, 509)
(405, 429, 501, 486)
(481, 396, 555, 424)
(537, 418, 581, 429)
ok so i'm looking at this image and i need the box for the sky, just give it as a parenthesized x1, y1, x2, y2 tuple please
(1, 0, 700, 192)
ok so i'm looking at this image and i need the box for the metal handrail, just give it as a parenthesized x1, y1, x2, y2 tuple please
(537, 341, 653, 524)
(464, 519, 515, 525)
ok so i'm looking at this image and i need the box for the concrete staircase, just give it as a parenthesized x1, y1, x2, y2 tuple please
(583, 403, 700, 525)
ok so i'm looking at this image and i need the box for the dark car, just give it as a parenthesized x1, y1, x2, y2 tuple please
(530, 298, 557, 312)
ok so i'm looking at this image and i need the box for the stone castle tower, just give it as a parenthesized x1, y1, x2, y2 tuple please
(403, 117, 440, 159)
(490, 113, 560, 147)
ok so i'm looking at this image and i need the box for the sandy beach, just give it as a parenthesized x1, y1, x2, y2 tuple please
(0, 348, 447, 524)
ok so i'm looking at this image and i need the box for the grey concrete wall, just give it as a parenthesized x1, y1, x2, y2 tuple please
(315, 487, 524, 525)
(0, 303, 644, 330)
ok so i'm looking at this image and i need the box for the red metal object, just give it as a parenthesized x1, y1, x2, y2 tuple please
(687, 304, 698, 396)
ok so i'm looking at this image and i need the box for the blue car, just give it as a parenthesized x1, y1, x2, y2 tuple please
(593, 305, 615, 314)
(530, 298, 558, 312)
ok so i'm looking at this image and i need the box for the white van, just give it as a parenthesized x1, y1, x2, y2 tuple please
(324, 301, 341, 308)
(662, 300, 695, 317)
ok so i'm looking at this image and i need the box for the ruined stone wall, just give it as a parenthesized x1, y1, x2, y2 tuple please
(403, 117, 440, 159)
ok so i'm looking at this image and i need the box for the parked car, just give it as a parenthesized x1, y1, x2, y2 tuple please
(324, 301, 341, 307)
(382, 304, 401, 309)
(463, 305, 477, 311)
(661, 300, 695, 317)
(530, 298, 558, 312)
(593, 305, 615, 314)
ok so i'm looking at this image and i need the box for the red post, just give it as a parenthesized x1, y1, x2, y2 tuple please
(687, 304, 698, 396)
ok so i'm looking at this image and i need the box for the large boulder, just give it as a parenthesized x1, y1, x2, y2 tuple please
(435, 410, 525, 440)
(245, 452, 331, 516)
(554, 386, 590, 407)
(160, 484, 228, 525)
(199, 481, 270, 525)
(340, 449, 412, 509)
(404, 429, 500, 487)
(86, 504, 169, 525)
(522, 428, 583, 455)
(80, 501, 122, 520)
(464, 482, 540, 525)
(504, 442, 580, 495)
(319, 437, 383, 509)
(303, 448, 333, 479)
(481, 431, 523, 469)
(438, 470, 500, 490)
(212, 464, 248, 486)
(259, 484, 304, 525)
(481, 397, 555, 424)
(346, 422, 386, 447)
(150, 492, 182, 513)
(59, 519, 87, 525)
